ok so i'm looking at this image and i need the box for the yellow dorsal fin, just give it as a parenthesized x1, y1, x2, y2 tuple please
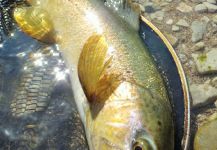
(78, 33, 121, 103)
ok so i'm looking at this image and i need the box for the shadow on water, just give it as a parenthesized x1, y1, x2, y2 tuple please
(0, 18, 88, 150)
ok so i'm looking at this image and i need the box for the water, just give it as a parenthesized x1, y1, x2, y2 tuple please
(0, 2, 88, 149)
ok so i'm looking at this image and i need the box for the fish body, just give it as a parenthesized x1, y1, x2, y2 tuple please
(22, 0, 174, 150)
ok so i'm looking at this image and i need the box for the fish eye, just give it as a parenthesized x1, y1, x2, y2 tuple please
(132, 129, 156, 150)
(132, 139, 155, 150)
(133, 142, 146, 150)
(134, 145, 143, 150)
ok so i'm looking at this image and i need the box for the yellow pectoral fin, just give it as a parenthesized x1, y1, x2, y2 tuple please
(78, 34, 121, 103)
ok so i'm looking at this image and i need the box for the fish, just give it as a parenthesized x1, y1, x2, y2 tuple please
(0, 46, 89, 150)
(28, 0, 174, 149)
(13, 6, 56, 44)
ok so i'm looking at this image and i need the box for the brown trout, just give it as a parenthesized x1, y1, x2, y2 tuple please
(14, 0, 174, 149)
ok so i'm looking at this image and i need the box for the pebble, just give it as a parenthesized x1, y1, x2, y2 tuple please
(176, 2, 193, 13)
(194, 113, 217, 150)
(201, 16, 210, 24)
(176, 19, 189, 27)
(172, 25, 180, 32)
(193, 42, 205, 51)
(150, 11, 164, 21)
(213, 15, 217, 24)
(191, 0, 206, 3)
(191, 21, 207, 43)
(144, 3, 155, 13)
(166, 19, 173, 25)
(207, 0, 217, 4)
(192, 48, 217, 74)
(194, 4, 208, 13)
(210, 77, 217, 88)
(165, 33, 178, 47)
(178, 53, 188, 63)
(215, 100, 217, 107)
(210, 37, 217, 46)
(203, 2, 217, 12)
(190, 83, 217, 106)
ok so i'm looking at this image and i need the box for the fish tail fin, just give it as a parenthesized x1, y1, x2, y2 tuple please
(78, 33, 121, 103)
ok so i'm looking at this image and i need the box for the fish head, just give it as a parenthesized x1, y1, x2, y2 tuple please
(88, 82, 159, 150)
(93, 109, 158, 150)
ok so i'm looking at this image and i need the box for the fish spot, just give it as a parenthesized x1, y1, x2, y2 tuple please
(157, 121, 162, 126)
